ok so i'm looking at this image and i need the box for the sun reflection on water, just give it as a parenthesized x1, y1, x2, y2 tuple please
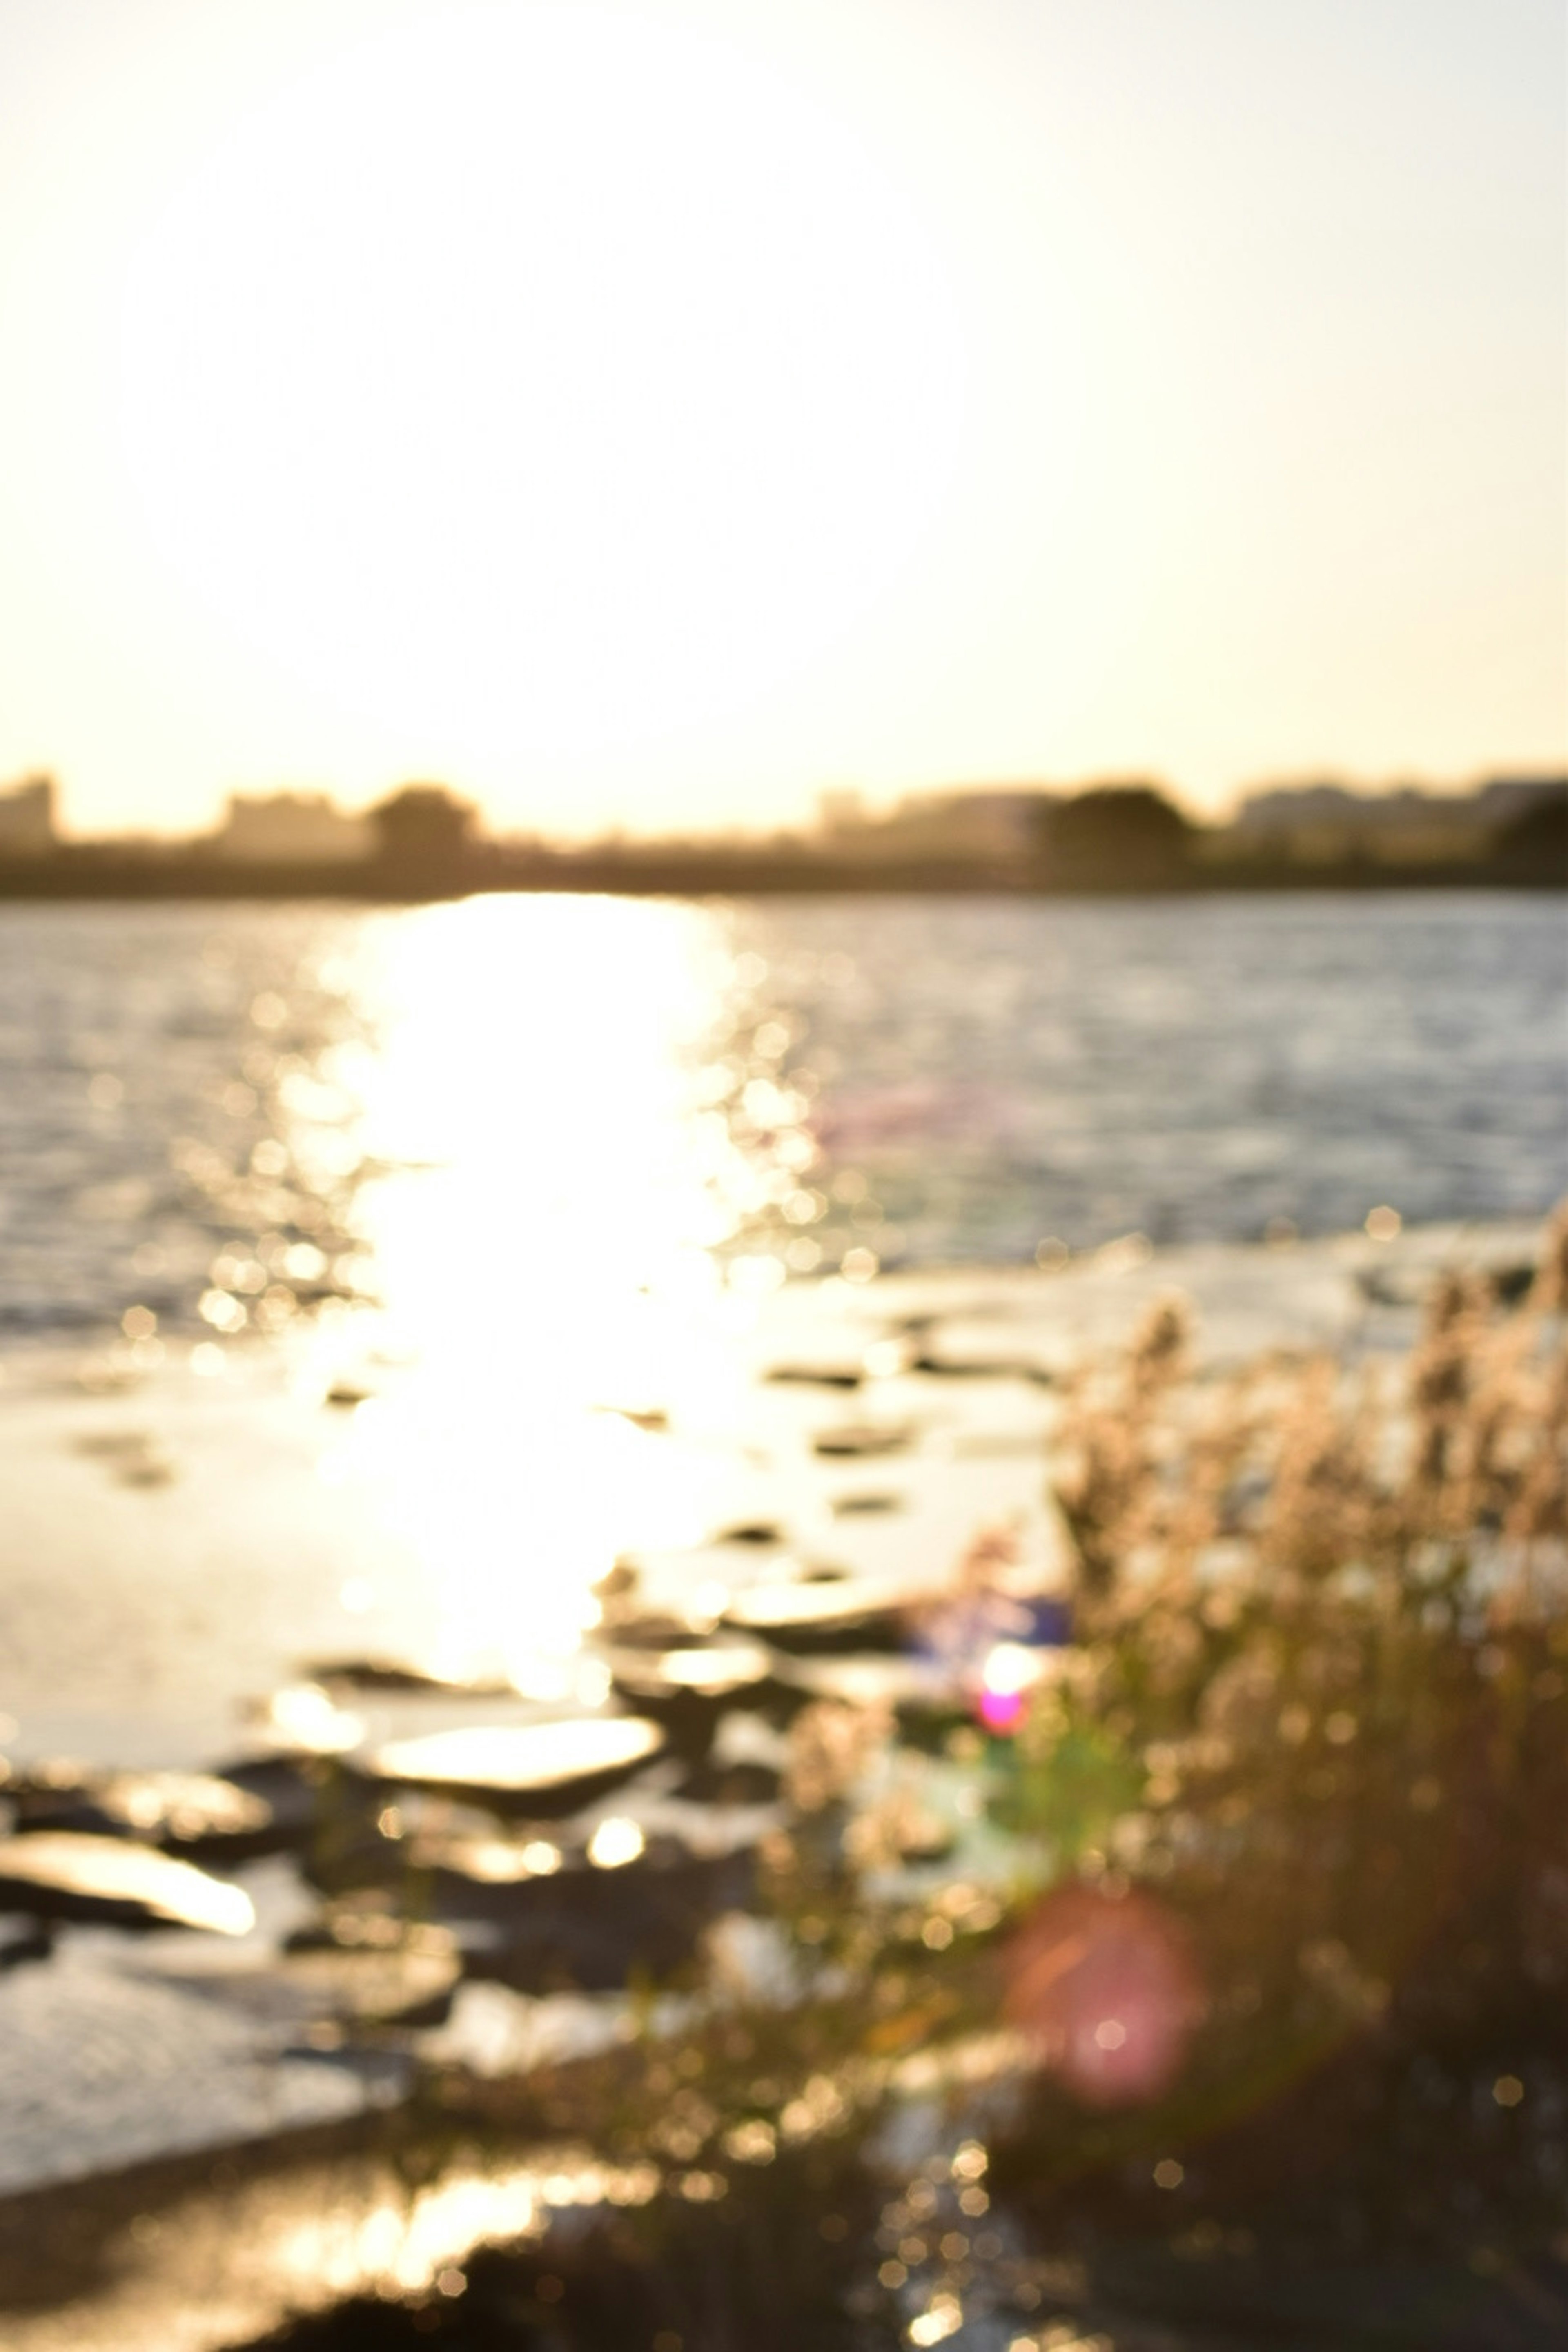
(279, 895, 805, 1685)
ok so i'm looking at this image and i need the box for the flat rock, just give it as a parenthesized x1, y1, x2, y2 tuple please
(811, 1421, 916, 1458)
(258, 1941, 461, 2027)
(305, 1658, 511, 1696)
(11, 1767, 272, 1854)
(458, 1838, 755, 1994)
(605, 1642, 804, 1762)
(771, 1651, 963, 1712)
(607, 1640, 774, 1704)
(0, 1833, 255, 1934)
(724, 1575, 928, 1653)
(405, 1831, 569, 1887)
(357, 1717, 666, 1816)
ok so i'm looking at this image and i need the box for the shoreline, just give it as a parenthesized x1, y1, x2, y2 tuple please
(0, 1209, 1559, 2351)
(0, 1208, 1559, 2350)
(0, 862, 1561, 903)
(0, 1212, 1545, 1768)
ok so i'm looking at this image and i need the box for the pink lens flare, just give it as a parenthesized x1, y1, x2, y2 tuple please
(1003, 1882, 1205, 2107)
(978, 1684, 1027, 1733)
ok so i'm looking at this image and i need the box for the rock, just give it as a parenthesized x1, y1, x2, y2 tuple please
(909, 1348, 1044, 1381)
(0, 1916, 53, 1972)
(608, 1641, 774, 1699)
(459, 1837, 756, 1994)
(724, 1575, 924, 1654)
(356, 1717, 666, 1818)
(404, 1830, 570, 1891)
(607, 1641, 781, 1758)
(765, 1364, 864, 1390)
(11, 1768, 273, 1857)
(215, 1755, 323, 1851)
(0, 1833, 255, 1934)
(693, 1706, 790, 1783)
(594, 1403, 669, 1431)
(675, 1756, 782, 1805)
(275, 1939, 461, 2027)
(306, 1659, 511, 1697)
(812, 1422, 915, 1459)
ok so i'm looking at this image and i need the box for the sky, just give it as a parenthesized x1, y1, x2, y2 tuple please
(0, 0, 1562, 838)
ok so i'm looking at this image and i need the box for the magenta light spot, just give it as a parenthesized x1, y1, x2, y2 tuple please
(978, 1685, 1026, 1734)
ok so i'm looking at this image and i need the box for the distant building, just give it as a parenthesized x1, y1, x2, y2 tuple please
(215, 792, 372, 863)
(1231, 780, 1503, 865)
(0, 774, 56, 856)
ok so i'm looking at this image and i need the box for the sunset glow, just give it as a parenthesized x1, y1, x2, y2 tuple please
(0, 0, 1561, 833)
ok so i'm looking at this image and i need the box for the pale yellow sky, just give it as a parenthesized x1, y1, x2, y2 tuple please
(0, 0, 1562, 837)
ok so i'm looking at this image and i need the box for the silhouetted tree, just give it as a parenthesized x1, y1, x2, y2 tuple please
(1491, 789, 1568, 884)
(1043, 784, 1193, 886)
(371, 784, 476, 867)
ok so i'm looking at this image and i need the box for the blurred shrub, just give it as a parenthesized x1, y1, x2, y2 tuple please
(990, 1208, 1568, 2212)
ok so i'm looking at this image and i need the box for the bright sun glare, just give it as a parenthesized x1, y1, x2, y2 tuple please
(307, 895, 766, 1680)
(117, 4, 969, 778)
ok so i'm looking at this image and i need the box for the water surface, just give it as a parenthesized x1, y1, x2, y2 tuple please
(0, 891, 1559, 1348)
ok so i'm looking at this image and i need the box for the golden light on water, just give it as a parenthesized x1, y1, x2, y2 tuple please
(285, 895, 808, 1684)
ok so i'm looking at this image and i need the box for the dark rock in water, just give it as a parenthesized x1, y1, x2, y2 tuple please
(677, 1709, 790, 1803)
(355, 1718, 666, 1819)
(674, 1755, 782, 1806)
(711, 1521, 784, 1546)
(811, 1421, 914, 1458)
(324, 1379, 374, 1407)
(403, 1829, 570, 1897)
(608, 1641, 774, 1699)
(765, 1363, 864, 1390)
(0, 1915, 53, 1971)
(723, 1576, 920, 1655)
(305, 1659, 512, 1697)
(591, 1561, 721, 1650)
(831, 1491, 904, 1515)
(594, 1402, 668, 1430)
(607, 1642, 781, 1760)
(459, 1837, 756, 1994)
(11, 1767, 274, 1857)
(272, 1925, 463, 2026)
(217, 1755, 324, 1852)
(910, 1348, 1042, 1380)
(596, 1608, 714, 1651)
(0, 1832, 255, 1934)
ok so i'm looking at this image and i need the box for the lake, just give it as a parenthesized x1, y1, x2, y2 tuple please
(0, 891, 1561, 1350)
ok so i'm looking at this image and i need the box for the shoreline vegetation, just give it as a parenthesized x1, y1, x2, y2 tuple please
(3, 1213, 1564, 2348)
(2, 846, 1564, 901)
(0, 776, 1563, 900)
